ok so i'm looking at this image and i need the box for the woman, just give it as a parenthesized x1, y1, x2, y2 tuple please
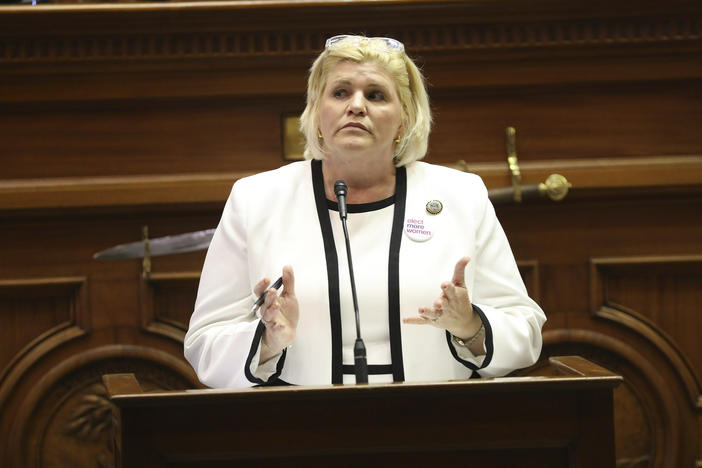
(184, 35, 545, 387)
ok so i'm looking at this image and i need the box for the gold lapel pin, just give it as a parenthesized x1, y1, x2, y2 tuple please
(425, 200, 443, 215)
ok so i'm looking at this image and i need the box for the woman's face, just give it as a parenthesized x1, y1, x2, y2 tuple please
(318, 60, 402, 162)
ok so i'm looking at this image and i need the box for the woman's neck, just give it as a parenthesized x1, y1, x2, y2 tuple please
(321, 157, 396, 204)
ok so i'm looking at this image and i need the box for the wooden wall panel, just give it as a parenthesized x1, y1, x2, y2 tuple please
(0, 278, 86, 373)
(592, 257, 702, 406)
(140, 272, 201, 341)
(504, 194, 702, 467)
(430, 81, 702, 164)
(1, 98, 303, 179)
(1, 1, 701, 467)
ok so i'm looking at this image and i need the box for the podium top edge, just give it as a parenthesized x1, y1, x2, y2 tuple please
(108, 374, 623, 408)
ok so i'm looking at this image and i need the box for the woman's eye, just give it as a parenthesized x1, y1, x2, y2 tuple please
(333, 89, 347, 98)
(368, 91, 386, 101)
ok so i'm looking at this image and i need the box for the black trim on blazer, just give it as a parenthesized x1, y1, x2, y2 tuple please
(255, 378, 292, 387)
(326, 195, 395, 213)
(388, 166, 407, 382)
(445, 304, 494, 375)
(244, 320, 287, 385)
(343, 364, 393, 375)
(312, 160, 344, 384)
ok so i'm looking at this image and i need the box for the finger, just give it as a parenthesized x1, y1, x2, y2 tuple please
(261, 298, 280, 325)
(281, 265, 295, 296)
(402, 316, 432, 325)
(451, 257, 470, 287)
(442, 281, 461, 302)
(261, 307, 274, 325)
(253, 277, 271, 297)
(419, 306, 442, 323)
(263, 287, 278, 311)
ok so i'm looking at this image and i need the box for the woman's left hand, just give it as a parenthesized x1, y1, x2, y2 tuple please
(402, 256, 482, 340)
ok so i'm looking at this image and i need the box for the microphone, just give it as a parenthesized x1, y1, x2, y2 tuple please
(333, 180, 368, 384)
(333, 180, 348, 220)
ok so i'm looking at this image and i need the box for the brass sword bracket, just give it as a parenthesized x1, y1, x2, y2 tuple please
(455, 127, 572, 204)
(538, 173, 572, 201)
(505, 126, 522, 203)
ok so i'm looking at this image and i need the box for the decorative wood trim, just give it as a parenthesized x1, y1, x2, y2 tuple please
(0, 276, 87, 290)
(590, 255, 702, 408)
(1, 155, 700, 211)
(0, 172, 251, 211)
(1, 12, 699, 65)
(5, 344, 200, 467)
(102, 373, 142, 397)
(0, 277, 88, 414)
(2, 1, 700, 104)
(144, 271, 202, 281)
(549, 355, 619, 378)
(457, 155, 702, 190)
(541, 328, 684, 466)
(139, 271, 201, 342)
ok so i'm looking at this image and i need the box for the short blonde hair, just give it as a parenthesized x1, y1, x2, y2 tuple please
(299, 36, 432, 167)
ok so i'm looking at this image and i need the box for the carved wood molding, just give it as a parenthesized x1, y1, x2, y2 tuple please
(139, 271, 201, 342)
(460, 155, 702, 190)
(2, 155, 700, 211)
(590, 255, 702, 408)
(0, 171, 252, 211)
(3, 344, 199, 467)
(538, 328, 686, 467)
(1, 1, 700, 66)
(1, 15, 699, 65)
(0, 276, 88, 414)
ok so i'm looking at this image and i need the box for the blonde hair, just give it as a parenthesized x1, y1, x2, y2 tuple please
(299, 36, 432, 166)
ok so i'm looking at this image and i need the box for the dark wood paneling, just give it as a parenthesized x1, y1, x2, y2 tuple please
(0, 98, 301, 179)
(106, 358, 620, 468)
(1, 1, 701, 467)
(430, 81, 702, 164)
(592, 257, 702, 406)
(0, 278, 86, 373)
(140, 272, 201, 341)
(506, 193, 702, 467)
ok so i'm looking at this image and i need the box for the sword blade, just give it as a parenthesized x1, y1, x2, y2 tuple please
(93, 228, 215, 260)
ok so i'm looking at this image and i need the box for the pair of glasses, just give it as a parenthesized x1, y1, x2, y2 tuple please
(325, 35, 405, 54)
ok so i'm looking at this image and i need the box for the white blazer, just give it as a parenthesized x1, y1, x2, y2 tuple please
(184, 160, 546, 388)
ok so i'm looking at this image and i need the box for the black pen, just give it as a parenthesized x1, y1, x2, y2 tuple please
(250, 276, 283, 314)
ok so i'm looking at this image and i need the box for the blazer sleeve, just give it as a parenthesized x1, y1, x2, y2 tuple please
(468, 181, 546, 377)
(183, 180, 284, 388)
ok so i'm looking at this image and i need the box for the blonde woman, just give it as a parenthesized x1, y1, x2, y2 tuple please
(185, 35, 545, 387)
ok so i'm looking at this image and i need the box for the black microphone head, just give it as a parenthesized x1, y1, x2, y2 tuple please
(334, 180, 347, 198)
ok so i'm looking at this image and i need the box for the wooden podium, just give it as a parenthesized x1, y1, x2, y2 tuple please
(104, 356, 621, 468)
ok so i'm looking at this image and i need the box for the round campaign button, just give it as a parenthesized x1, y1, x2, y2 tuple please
(405, 216, 433, 242)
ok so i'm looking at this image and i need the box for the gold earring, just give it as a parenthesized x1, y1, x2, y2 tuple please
(318, 130, 323, 140)
(395, 135, 401, 143)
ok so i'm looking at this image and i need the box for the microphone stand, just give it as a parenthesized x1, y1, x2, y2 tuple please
(334, 180, 369, 384)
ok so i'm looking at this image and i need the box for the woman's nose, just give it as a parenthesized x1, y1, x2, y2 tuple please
(347, 92, 366, 115)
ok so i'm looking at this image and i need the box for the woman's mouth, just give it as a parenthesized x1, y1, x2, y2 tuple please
(341, 122, 369, 132)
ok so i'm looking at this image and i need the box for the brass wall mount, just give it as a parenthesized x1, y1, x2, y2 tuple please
(539, 173, 571, 201)
(506, 126, 522, 203)
(455, 127, 572, 204)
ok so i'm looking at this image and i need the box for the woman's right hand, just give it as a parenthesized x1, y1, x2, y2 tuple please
(256, 265, 298, 363)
